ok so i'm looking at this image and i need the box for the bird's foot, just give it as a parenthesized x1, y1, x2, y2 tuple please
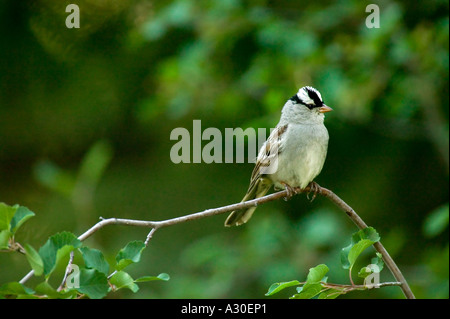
(281, 182, 297, 201)
(306, 181, 320, 202)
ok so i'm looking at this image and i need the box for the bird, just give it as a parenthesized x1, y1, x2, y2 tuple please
(224, 86, 332, 227)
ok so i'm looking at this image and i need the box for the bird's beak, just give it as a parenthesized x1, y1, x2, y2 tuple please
(318, 105, 333, 113)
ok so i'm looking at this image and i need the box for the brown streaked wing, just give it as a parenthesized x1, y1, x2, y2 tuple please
(247, 124, 288, 191)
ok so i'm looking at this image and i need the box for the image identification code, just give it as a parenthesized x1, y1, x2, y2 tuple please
(181, 303, 266, 316)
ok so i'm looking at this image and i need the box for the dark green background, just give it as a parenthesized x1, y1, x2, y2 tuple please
(0, 0, 448, 298)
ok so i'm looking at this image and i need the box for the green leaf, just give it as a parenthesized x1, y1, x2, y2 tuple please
(0, 204, 35, 247)
(24, 244, 44, 276)
(135, 273, 170, 282)
(358, 266, 372, 278)
(0, 202, 17, 231)
(290, 264, 329, 299)
(290, 283, 323, 299)
(0, 229, 12, 250)
(115, 240, 146, 271)
(34, 281, 57, 297)
(80, 247, 110, 275)
(265, 280, 300, 296)
(348, 239, 377, 267)
(318, 288, 345, 299)
(34, 282, 77, 299)
(0, 282, 35, 297)
(38, 232, 82, 277)
(110, 271, 139, 293)
(341, 227, 380, 270)
(340, 244, 352, 269)
(10, 206, 35, 234)
(361, 227, 381, 242)
(358, 253, 385, 278)
(304, 264, 329, 283)
(76, 268, 110, 299)
(371, 252, 384, 272)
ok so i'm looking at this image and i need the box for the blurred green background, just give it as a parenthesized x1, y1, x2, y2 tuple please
(0, 0, 448, 299)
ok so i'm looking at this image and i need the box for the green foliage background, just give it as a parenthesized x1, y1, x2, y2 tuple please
(0, 0, 448, 298)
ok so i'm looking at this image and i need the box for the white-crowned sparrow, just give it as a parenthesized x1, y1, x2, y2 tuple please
(225, 86, 332, 227)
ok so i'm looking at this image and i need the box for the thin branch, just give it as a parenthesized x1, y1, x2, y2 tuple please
(348, 268, 355, 286)
(321, 281, 403, 290)
(57, 251, 75, 291)
(313, 186, 415, 299)
(298, 280, 402, 296)
(18, 184, 415, 299)
(145, 228, 157, 246)
(315, 281, 403, 298)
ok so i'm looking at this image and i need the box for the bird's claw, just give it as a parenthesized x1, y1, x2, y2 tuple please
(281, 182, 297, 201)
(306, 181, 320, 202)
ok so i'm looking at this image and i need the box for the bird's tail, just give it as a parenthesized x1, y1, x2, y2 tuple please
(224, 178, 272, 227)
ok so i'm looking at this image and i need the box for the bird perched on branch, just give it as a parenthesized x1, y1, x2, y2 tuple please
(225, 86, 332, 227)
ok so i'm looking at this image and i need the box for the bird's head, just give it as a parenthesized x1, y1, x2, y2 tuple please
(281, 86, 333, 124)
(291, 86, 333, 113)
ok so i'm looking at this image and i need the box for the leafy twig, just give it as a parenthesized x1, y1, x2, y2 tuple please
(320, 281, 402, 290)
(301, 280, 402, 298)
(313, 186, 415, 299)
(19, 184, 415, 299)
